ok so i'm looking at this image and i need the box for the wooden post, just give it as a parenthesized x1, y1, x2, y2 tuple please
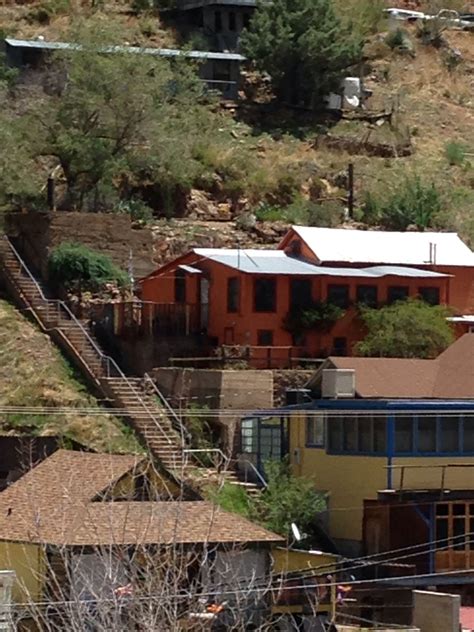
(347, 162, 354, 218)
(47, 176, 56, 211)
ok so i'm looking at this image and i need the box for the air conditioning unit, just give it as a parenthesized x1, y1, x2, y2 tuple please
(321, 369, 355, 399)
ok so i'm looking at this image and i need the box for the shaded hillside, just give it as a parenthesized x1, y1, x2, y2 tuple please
(0, 298, 141, 453)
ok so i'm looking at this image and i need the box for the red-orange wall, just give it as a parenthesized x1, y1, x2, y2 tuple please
(140, 254, 450, 357)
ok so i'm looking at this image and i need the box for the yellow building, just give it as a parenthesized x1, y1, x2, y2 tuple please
(240, 336, 474, 570)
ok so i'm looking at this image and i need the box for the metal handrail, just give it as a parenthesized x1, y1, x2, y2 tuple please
(1, 236, 175, 447)
(143, 373, 191, 445)
(183, 448, 231, 471)
(237, 458, 268, 488)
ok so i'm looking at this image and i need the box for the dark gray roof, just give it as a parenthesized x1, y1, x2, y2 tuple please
(4, 38, 246, 62)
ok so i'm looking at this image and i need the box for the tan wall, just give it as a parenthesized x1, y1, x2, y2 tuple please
(413, 590, 460, 632)
(154, 367, 273, 452)
(0, 541, 45, 602)
(7, 211, 155, 280)
(391, 456, 474, 490)
(288, 414, 387, 544)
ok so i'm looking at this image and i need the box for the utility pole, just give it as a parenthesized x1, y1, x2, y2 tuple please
(347, 163, 354, 219)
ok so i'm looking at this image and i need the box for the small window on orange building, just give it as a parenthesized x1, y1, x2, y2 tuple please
(332, 337, 347, 356)
(290, 278, 312, 308)
(327, 284, 350, 309)
(387, 286, 409, 304)
(418, 286, 440, 305)
(254, 278, 276, 312)
(356, 284, 378, 307)
(228, 11, 236, 31)
(174, 269, 186, 303)
(257, 330, 273, 346)
(227, 277, 240, 313)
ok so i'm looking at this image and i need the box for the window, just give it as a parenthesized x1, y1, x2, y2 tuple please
(227, 277, 240, 313)
(418, 416, 437, 453)
(332, 337, 347, 356)
(436, 502, 474, 553)
(214, 10, 222, 31)
(174, 269, 186, 303)
(213, 60, 231, 82)
(356, 285, 378, 307)
(358, 415, 373, 452)
(440, 416, 460, 453)
(419, 286, 440, 306)
(243, 13, 250, 28)
(464, 417, 474, 453)
(387, 286, 409, 304)
(257, 330, 273, 346)
(328, 418, 343, 451)
(306, 413, 325, 447)
(290, 278, 312, 308)
(228, 11, 236, 31)
(241, 418, 257, 453)
(327, 413, 387, 454)
(327, 284, 350, 309)
(395, 415, 414, 453)
(343, 417, 357, 451)
(254, 278, 276, 312)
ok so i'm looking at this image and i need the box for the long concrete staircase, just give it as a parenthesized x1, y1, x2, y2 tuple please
(0, 236, 260, 495)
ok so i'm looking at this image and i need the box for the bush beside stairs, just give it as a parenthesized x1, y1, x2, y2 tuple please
(0, 236, 260, 498)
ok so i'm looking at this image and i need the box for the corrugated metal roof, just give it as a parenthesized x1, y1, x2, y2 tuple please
(287, 226, 474, 267)
(193, 249, 450, 277)
(4, 38, 246, 61)
(178, 264, 202, 274)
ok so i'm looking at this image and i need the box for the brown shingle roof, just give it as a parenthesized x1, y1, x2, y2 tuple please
(325, 334, 474, 399)
(0, 451, 282, 546)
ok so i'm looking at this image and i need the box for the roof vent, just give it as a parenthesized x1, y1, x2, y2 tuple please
(321, 369, 355, 399)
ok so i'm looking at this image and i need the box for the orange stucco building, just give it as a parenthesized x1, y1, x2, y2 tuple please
(140, 232, 458, 359)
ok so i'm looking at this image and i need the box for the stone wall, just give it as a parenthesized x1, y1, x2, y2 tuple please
(6, 210, 155, 280)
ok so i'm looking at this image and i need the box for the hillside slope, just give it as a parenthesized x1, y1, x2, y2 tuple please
(0, 298, 141, 453)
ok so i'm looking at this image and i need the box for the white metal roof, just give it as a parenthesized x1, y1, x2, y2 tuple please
(5, 38, 246, 61)
(287, 227, 474, 267)
(193, 249, 449, 277)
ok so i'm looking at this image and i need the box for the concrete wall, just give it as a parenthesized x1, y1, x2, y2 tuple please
(153, 367, 273, 452)
(6, 210, 155, 280)
(413, 590, 460, 632)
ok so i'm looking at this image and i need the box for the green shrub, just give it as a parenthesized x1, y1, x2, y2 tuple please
(355, 299, 454, 359)
(254, 202, 286, 222)
(362, 177, 443, 231)
(385, 27, 407, 50)
(445, 141, 467, 166)
(117, 199, 154, 223)
(283, 300, 344, 335)
(132, 0, 153, 13)
(48, 243, 128, 293)
(307, 200, 345, 227)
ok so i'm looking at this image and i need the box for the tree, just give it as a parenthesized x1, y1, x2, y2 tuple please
(241, 0, 362, 108)
(355, 299, 454, 359)
(0, 21, 218, 214)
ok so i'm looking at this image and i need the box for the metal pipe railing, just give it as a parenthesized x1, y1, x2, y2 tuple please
(1, 236, 175, 447)
(142, 373, 191, 446)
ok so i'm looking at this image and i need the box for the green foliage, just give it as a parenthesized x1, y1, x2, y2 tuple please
(254, 459, 326, 536)
(445, 141, 467, 166)
(209, 482, 254, 519)
(241, 0, 362, 108)
(28, 0, 71, 24)
(361, 177, 443, 230)
(131, 0, 153, 14)
(355, 299, 454, 359)
(48, 242, 128, 292)
(210, 459, 325, 538)
(283, 300, 344, 335)
(0, 21, 216, 214)
(117, 199, 154, 223)
(334, 0, 385, 37)
(385, 27, 411, 51)
(183, 403, 218, 466)
(254, 198, 345, 226)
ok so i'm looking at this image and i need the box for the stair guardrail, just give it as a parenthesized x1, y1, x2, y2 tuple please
(143, 373, 192, 446)
(0, 236, 176, 449)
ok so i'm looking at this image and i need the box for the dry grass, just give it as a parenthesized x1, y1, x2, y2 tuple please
(0, 298, 142, 453)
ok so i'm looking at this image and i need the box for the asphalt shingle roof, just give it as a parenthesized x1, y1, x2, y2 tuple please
(0, 451, 282, 546)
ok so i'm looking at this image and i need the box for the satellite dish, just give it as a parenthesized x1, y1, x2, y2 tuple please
(291, 523, 302, 542)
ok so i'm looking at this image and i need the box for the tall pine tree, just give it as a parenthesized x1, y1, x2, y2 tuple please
(241, 0, 362, 109)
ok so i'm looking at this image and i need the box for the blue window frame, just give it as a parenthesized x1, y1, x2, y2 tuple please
(326, 413, 387, 455)
(306, 413, 325, 447)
